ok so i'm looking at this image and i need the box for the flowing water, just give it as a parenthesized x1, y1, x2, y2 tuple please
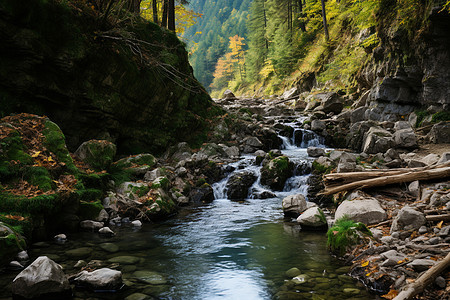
(0, 117, 377, 300)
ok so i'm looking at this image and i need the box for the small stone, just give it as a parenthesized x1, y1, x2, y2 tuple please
(122, 217, 130, 223)
(391, 232, 400, 239)
(343, 288, 360, 295)
(100, 243, 119, 253)
(131, 220, 142, 227)
(80, 220, 104, 231)
(66, 247, 93, 259)
(125, 293, 152, 300)
(381, 236, 394, 244)
(108, 256, 141, 265)
(428, 237, 441, 245)
(133, 271, 167, 285)
(96, 209, 109, 222)
(439, 225, 450, 237)
(285, 267, 301, 278)
(407, 259, 436, 272)
(291, 274, 310, 285)
(418, 226, 428, 234)
(98, 227, 115, 236)
(73, 268, 123, 290)
(435, 276, 446, 288)
(74, 260, 87, 268)
(9, 261, 24, 269)
(16, 251, 29, 261)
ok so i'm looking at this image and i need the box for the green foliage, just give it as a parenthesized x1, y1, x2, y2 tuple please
(431, 111, 450, 123)
(312, 160, 333, 174)
(415, 110, 429, 127)
(0, 191, 59, 215)
(78, 200, 103, 220)
(27, 167, 53, 191)
(76, 188, 103, 202)
(132, 185, 150, 197)
(43, 120, 77, 173)
(326, 215, 372, 255)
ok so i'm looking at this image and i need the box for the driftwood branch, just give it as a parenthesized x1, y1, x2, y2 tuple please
(320, 166, 450, 195)
(426, 214, 450, 222)
(393, 252, 450, 300)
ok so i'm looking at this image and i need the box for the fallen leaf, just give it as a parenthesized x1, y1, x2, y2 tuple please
(437, 220, 444, 229)
(361, 261, 369, 267)
(31, 151, 41, 157)
(382, 289, 399, 299)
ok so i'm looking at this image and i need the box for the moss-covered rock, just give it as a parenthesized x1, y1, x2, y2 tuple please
(78, 200, 103, 221)
(0, 222, 26, 266)
(260, 156, 294, 191)
(75, 140, 116, 171)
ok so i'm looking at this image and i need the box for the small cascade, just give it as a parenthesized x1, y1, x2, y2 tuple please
(212, 116, 326, 202)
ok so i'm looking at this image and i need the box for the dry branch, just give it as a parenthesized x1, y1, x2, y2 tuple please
(320, 166, 450, 195)
(393, 252, 450, 300)
(426, 214, 450, 222)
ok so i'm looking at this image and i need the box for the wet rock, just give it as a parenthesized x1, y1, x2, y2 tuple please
(9, 260, 24, 270)
(125, 293, 153, 300)
(73, 268, 122, 290)
(335, 199, 387, 225)
(133, 270, 167, 285)
(80, 220, 104, 231)
(100, 243, 119, 253)
(261, 156, 294, 191)
(282, 194, 307, 218)
(226, 171, 257, 200)
(131, 220, 142, 227)
(285, 267, 302, 278)
(66, 247, 93, 259)
(307, 146, 325, 157)
(390, 207, 426, 233)
(292, 274, 310, 285)
(96, 209, 109, 222)
(189, 185, 214, 203)
(108, 256, 141, 265)
(296, 207, 327, 230)
(12, 256, 71, 299)
(311, 119, 326, 132)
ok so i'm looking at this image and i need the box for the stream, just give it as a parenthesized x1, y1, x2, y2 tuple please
(0, 117, 377, 300)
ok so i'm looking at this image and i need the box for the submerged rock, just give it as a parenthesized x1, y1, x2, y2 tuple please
(12, 256, 71, 299)
(73, 268, 122, 291)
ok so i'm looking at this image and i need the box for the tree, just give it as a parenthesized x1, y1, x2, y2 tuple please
(152, 0, 158, 24)
(321, 0, 329, 41)
(168, 0, 176, 31)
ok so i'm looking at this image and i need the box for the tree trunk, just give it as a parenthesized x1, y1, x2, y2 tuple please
(152, 0, 158, 24)
(168, 0, 176, 31)
(321, 166, 450, 195)
(321, 0, 329, 41)
(161, 0, 168, 28)
(394, 252, 450, 300)
(298, 0, 306, 32)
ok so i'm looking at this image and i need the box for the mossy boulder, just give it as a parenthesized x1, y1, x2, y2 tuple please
(75, 140, 117, 171)
(0, 222, 26, 266)
(78, 200, 104, 221)
(260, 156, 294, 191)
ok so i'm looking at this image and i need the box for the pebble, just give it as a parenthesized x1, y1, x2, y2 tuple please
(74, 260, 87, 268)
(9, 261, 23, 269)
(418, 226, 427, 234)
(131, 220, 142, 227)
(435, 276, 446, 288)
(98, 227, 115, 236)
(16, 251, 29, 261)
(285, 267, 301, 278)
(428, 237, 441, 245)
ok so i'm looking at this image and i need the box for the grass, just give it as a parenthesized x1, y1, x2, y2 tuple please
(327, 215, 372, 255)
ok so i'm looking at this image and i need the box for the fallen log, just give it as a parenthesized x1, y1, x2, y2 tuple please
(426, 214, 450, 222)
(324, 161, 450, 186)
(321, 166, 450, 196)
(393, 252, 450, 300)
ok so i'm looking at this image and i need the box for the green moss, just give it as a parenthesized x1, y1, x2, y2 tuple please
(27, 166, 53, 191)
(78, 200, 103, 220)
(273, 156, 289, 171)
(0, 191, 59, 215)
(326, 215, 372, 256)
(84, 141, 116, 171)
(132, 185, 150, 197)
(42, 120, 77, 173)
(431, 111, 450, 123)
(76, 188, 103, 202)
(312, 160, 333, 174)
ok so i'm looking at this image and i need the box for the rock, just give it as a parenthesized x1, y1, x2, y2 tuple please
(244, 136, 263, 148)
(74, 260, 87, 268)
(133, 270, 167, 285)
(385, 148, 400, 160)
(307, 146, 325, 157)
(131, 220, 142, 227)
(98, 227, 115, 236)
(292, 274, 310, 284)
(189, 185, 214, 203)
(407, 159, 427, 168)
(226, 171, 257, 200)
(108, 256, 141, 265)
(438, 152, 450, 164)
(96, 209, 109, 222)
(253, 191, 277, 199)
(370, 228, 383, 241)
(362, 126, 394, 154)
(428, 122, 450, 143)
(421, 153, 440, 166)
(224, 145, 240, 158)
(125, 293, 152, 300)
(321, 92, 343, 114)
(99, 243, 119, 253)
(296, 207, 327, 229)
(350, 107, 368, 123)
(311, 119, 326, 132)
(418, 226, 428, 234)
(394, 128, 418, 149)
(337, 162, 356, 173)
(80, 220, 104, 231)
(335, 199, 387, 225)
(260, 156, 294, 191)
(435, 276, 446, 289)
(73, 268, 122, 290)
(74, 140, 116, 171)
(343, 288, 360, 295)
(380, 250, 406, 262)
(407, 259, 436, 272)
(9, 260, 24, 269)
(16, 250, 29, 262)
(222, 89, 236, 100)
(285, 267, 302, 278)
(282, 194, 308, 218)
(66, 247, 93, 259)
(394, 121, 412, 131)
(12, 256, 71, 299)
(408, 180, 420, 197)
(390, 207, 426, 233)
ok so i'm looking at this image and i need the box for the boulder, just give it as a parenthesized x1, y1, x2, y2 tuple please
(296, 207, 327, 230)
(394, 128, 417, 149)
(407, 259, 436, 272)
(362, 126, 394, 154)
(0, 222, 26, 266)
(390, 207, 426, 233)
(73, 268, 122, 290)
(12, 256, 71, 299)
(438, 152, 450, 164)
(307, 146, 325, 157)
(282, 194, 308, 218)
(74, 140, 116, 171)
(350, 107, 368, 123)
(280, 87, 299, 100)
(223, 89, 236, 100)
(335, 199, 387, 225)
(321, 92, 343, 114)
(311, 120, 326, 132)
(226, 172, 257, 200)
(428, 122, 450, 143)
(80, 220, 104, 231)
(189, 185, 214, 203)
(261, 156, 294, 191)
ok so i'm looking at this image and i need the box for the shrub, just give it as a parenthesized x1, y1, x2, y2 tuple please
(327, 215, 372, 255)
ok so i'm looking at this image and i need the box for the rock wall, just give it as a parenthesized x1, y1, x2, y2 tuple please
(357, 2, 450, 122)
(0, 0, 214, 155)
